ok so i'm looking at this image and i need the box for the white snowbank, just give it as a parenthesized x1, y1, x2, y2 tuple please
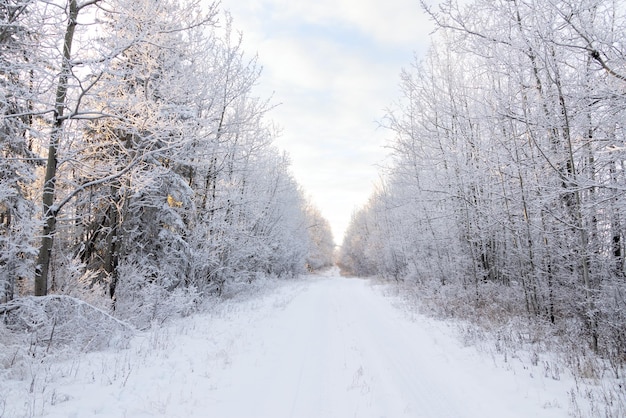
(2, 269, 574, 417)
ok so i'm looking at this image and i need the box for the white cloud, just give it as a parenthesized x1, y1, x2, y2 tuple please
(230, 0, 431, 46)
(257, 38, 330, 90)
(337, 0, 432, 45)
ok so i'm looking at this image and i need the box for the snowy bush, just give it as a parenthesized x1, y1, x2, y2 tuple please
(49, 255, 112, 311)
(0, 294, 133, 384)
(1, 295, 132, 353)
(113, 261, 199, 330)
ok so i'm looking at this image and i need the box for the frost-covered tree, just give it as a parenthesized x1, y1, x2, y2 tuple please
(71, 0, 218, 300)
(0, 0, 41, 301)
(304, 203, 335, 271)
(0, 0, 331, 328)
(346, 0, 626, 365)
(0, 0, 330, 316)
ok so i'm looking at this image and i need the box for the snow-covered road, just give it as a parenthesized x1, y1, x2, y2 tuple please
(11, 269, 570, 417)
(202, 271, 566, 418)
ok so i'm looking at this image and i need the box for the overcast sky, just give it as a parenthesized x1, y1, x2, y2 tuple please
(219, 0, 434, 244)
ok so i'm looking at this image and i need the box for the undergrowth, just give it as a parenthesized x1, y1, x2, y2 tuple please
(383, 279, 626, 418)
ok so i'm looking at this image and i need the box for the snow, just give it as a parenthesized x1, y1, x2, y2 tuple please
(3, 268, 574, 417)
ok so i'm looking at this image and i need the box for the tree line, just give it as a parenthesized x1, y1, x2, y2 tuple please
(340, 0, 626, 371)
(0, 0, 334, 320)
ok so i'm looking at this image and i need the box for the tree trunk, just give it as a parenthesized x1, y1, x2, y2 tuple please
(34, 0, 78, 296)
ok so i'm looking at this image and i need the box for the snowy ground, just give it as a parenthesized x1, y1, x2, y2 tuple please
(3, 268, 576, 417)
